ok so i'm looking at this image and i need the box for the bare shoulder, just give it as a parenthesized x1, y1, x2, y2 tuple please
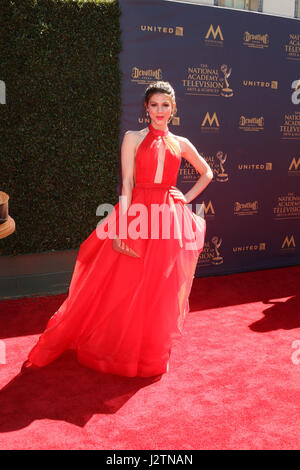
(124, 128, 148, 138)
(168, 131, 190, 152)
(123, 128, 148, 147)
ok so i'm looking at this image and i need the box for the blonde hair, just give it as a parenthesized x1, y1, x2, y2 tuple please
(144, 81, 181, 157)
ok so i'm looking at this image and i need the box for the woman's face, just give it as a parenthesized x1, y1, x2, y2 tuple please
(145, 92, 175, 127)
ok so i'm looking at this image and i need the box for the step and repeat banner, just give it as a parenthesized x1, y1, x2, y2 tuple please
(119, 0, 300, 277)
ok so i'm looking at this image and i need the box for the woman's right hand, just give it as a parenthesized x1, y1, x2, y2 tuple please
(115, 235, 130, 252)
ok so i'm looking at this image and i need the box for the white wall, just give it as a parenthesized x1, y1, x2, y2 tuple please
(169, 0, 298, 18)
(263, 0, 295, 17)
(171, 0, 214, 4)
(190, 0, 214, 4)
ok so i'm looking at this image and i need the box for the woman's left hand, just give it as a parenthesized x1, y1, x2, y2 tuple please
(168, 186, 188, 204)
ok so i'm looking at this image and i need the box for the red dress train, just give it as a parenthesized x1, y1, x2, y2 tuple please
(26, 124, 206, 377)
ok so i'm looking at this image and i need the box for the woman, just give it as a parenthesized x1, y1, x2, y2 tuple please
(22, 81, 213, 378)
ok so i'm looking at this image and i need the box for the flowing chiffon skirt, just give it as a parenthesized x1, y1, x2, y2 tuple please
(28, 182, 206, 377)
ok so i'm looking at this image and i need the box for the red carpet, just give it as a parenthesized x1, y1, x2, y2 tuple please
(0, 265, 299, 450)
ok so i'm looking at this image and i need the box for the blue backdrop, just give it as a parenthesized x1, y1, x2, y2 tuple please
(119, 0, 300, 277)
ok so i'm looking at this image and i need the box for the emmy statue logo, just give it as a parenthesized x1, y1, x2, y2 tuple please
(291, 79, 300, 105)
(211, 236, 223, 265)
(220, 64, 233, 98)
(216, 151, 228, 182)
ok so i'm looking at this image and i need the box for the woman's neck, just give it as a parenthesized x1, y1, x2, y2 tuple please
(149, 121, 169, 135)
(149, 122, 169, 134)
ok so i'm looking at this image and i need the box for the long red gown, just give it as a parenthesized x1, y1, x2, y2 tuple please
(27, 124, 206, 377)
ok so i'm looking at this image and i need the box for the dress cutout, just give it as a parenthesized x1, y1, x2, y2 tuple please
(153, 135, 165, 183)
(27, 123, 206, 377)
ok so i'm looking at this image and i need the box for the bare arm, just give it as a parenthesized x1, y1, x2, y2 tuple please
(120, 131, 136, 215)
(180, 138, 213, 204)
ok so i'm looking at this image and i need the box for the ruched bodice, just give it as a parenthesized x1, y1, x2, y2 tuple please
(134, 124, 182, 188)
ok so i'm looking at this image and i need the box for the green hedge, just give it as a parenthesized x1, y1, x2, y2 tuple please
(0, 0, 121, 256)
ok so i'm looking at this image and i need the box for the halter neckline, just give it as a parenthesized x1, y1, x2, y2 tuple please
(148, 123, 169, 137)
